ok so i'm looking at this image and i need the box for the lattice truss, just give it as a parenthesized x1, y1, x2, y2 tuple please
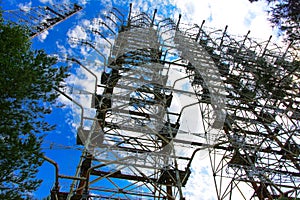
(47, 4, 299, 200)
(3, 3, 82, 38)
(55, 5, 225, 199)
(183, 23, 299, 200)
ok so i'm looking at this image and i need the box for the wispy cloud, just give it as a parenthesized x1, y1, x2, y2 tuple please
(169, 0, 274, 39)
(79, 0, 88, 5)
(185, 155, 216, 200)
(67, 25, 88, 43)
(37, 30, 49, 42)
(39, 0, 53, 5)
(18, 1, 32, 12)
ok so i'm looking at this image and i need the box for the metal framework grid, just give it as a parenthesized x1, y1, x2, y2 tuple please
(8, 3, 299, 200)
(3, 3, 82, 38)
(61, 7, 208, 200)
(187, 22, 300, 200)
(55, 4, 299, 200)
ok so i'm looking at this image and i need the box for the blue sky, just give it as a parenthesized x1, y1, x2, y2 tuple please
(1, 0, 280, 199)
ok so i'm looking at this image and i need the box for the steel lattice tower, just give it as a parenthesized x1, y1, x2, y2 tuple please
(7, 3, 299, 200)
(193, 26, 300, 200)
(53, 4, 299, 199)
(3, 3, 82, 38)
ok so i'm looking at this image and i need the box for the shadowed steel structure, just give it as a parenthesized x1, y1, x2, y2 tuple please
(3, 3, 82, 38)
(60, 4, 299, 199)
(8, 3, 299, 200)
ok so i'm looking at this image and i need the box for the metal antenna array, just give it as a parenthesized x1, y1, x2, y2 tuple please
(9, 2, 299, 200)
(182, 22, 299, 199)
(3, 3, 82, 38)
(50, 4, 226, 199)
(49, 4, 299, 200)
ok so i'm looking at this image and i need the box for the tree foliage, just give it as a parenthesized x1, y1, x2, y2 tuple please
(250, 0, 300, 45)
(0, 13, 68, 199)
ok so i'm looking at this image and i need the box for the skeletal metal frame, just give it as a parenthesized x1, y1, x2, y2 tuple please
(59, 4, 299, 200)
(187, 22, 299, 200)
(3, 3, 82, 38)
(9, 3, 299, 200)
(60, 5, 225, 199)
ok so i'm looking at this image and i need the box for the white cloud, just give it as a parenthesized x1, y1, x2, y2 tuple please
(67, 25, 88, 40)
(81, 0, 88, 5)
(38, 30, 49, 42)
(18, 1, 32, 12)
(82, 19, 90, 27)
(39, 0, 53, 5)
(185, 155, 216, 200)
(145, 1, 266, 43)
(116, 0, 275, 40)
(56, 41, 68, 56)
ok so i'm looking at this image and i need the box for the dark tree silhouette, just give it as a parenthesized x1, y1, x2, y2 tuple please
(0, 13, 68, 199)
(250, 0, 300, 45)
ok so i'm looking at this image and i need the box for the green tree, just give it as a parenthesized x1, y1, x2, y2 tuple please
(0, 13, 68, 199)
(249, 0, 300, 45)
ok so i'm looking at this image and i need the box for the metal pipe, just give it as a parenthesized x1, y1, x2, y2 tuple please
(99, 21, 116, 36)
(281, 40, 294, 59)
(218, 25, 228, 49)
(261, 35, 272, 57)
(67, 151, 86, 200)
(54, 87, 84, 127)
(237, 30, 250, 54)
(176, 101, 201, 123)
(42, 155, 59, 191)
(30, 4, 83, 39)
(195, 20, 206, 42)
(186, 141, 228, 169)
(90, 29, 113, 51)
(184, 24, 199, 36)
(151, 9, 157, 27)
(112, 7, 125, 22)
(176, 14, 181, 31)
(172, 75, 192, 90)
(127, 3, 132, 26)
(109, 11, 122, 24)
(68, 57, 99, 93)
(84, 156, 135, 194)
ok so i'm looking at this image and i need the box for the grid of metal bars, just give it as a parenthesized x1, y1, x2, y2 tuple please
(3, 3, 82, 38)
(7, 3, 299, 200)
(58, 4, 299, 200)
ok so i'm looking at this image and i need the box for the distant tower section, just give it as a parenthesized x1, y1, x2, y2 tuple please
(192, 22, 300, 200)
(3, 3, 82, 38)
